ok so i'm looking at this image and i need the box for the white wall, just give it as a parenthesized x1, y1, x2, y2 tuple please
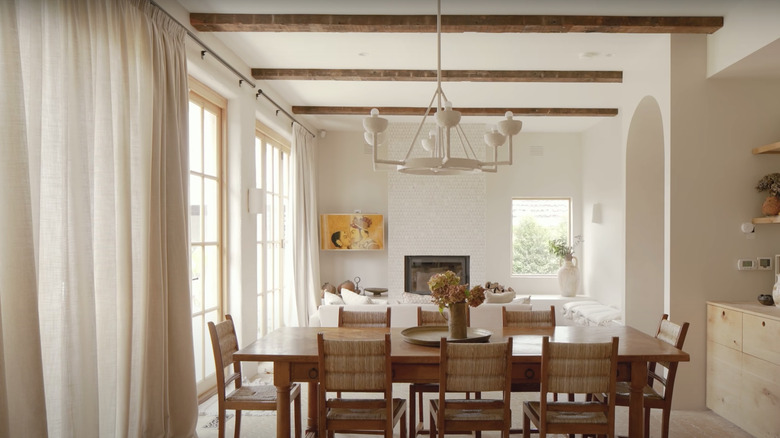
(485, 133, 583, 294)
(317, 127, 585, 299)
(670, 34, 780, 409)
(317, 131, 389, 290)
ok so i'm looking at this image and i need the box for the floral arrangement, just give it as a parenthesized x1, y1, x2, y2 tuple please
(548, 235, 584, 260)
(756, 173, 780, 198)
(428, 270, 485, 310)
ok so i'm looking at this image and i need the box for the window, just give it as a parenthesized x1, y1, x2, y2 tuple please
(188, 79, 226, 397)
(511, 198, 571, 276)
(256, 123, 291, 338)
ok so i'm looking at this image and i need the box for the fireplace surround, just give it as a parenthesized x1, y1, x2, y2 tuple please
(404, 255, 470, 294)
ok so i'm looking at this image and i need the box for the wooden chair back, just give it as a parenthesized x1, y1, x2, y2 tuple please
(316, 333, 406, 437)
(418, 308, 447, 326)
(431, 337, 513, 437)
(524, 336, 619, 437)
(503, 306, 556, 328)
(337, 307, 391, 327)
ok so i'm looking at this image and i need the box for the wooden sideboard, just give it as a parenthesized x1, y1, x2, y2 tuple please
(706, 301, 780, 437)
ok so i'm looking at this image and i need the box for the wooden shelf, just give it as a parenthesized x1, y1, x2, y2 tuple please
(752, 216, 780, 224)
(752, 142, 780, 154)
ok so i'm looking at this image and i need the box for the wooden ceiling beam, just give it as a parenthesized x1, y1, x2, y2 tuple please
(291, 106, 619, 117)
(191, 14, 722, 34)
(252, 69, 623, 83)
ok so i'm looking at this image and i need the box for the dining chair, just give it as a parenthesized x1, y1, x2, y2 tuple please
(502, 306, 556, 328)
(429, 336, 513, 438)
(521, 336, 619, 438)
(316, 332, 408, 438)
(337, 307, 391, 328)
(408, 308, 480, 437)
(208, 315, 302, 438)
(592, 314, 690, 438)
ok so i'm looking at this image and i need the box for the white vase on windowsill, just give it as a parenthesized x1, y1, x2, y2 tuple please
(558, 256, 579, 297)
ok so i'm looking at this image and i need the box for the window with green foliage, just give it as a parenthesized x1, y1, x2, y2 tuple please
(512, 198, 571, 275)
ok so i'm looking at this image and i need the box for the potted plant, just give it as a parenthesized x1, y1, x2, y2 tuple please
(548, 235, 583, 262)
(548, 235, 583, 297)
(756, 173, 780, 216)
(428, 271, 485, 339)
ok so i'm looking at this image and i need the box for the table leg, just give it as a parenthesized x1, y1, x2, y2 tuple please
(274, 362, 292, 438)
(628, 361, 647, 438)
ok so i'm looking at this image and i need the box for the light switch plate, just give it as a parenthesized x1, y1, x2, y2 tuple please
(737, 259, 756, 270)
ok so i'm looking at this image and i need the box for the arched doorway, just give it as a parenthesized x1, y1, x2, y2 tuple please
(625, 96, 665, 335)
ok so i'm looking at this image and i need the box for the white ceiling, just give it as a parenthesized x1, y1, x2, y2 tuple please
(175, 0, 780, 134)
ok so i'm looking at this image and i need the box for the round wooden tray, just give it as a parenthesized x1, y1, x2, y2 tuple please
(364, 287, 388, 296)
(400, 326, 492, 347)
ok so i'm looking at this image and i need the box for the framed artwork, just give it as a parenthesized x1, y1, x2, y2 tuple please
(320, 214, 384, 250)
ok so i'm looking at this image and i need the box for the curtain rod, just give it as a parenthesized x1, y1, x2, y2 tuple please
(149, 1, 316, 139)
(256, 90, 316, 138)
(149, 0, 256, 88)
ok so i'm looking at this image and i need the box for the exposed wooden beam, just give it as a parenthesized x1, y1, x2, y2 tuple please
(252, 69, 623, 83)
(291, 106, 619, 117)
(191, 14, 722, 34)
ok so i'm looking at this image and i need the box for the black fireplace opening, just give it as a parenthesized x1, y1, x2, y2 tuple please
(404, 255, 470, 294)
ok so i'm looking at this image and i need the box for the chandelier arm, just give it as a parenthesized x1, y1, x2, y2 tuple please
(454, 123, 478, 160)
(403, 90, 439, 162)
(480, 135, 515, 167)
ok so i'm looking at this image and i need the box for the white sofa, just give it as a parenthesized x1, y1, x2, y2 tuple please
(309, 294, 599, 328)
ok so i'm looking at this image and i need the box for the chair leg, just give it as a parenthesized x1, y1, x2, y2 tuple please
(522, 412, 530, 438)
(233, 410, 241, 438)
(661, 407, 672, 438)
(218, 409, 226, 438)
(293, 393, 302, 438)
(401, 409, 408, 438)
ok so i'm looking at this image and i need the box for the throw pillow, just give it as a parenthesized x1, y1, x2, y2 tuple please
(323, 291, 345, 305)
(398, 292, 435, 305)
(485, 290, 516, 304)
(341, 288, 374, 305)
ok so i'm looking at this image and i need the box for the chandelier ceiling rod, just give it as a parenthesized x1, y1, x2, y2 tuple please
(363, 0, 523, 175)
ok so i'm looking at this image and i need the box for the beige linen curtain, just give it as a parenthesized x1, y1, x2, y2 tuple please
(290, 123, 321, 326)
(0, 0, 198, 436)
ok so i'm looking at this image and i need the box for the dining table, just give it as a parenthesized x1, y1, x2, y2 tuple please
(234, 325, 689, 438)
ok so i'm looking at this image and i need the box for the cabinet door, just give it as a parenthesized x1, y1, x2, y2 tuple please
(743, 313, 780, 364)
(707, 305, 742, 350)
(741, 353, 780, 438)
(706, 341, 742, 425)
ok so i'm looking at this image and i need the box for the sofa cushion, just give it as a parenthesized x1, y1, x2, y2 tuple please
(484, 290, 516, 303)
(398, 292, 435, 305)
(323, 291, 345, 305)
(341, 288, 373, 305)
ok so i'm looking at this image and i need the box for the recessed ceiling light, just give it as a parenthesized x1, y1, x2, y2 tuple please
(358, 52, 369, 57)
(579, 51, 600, 59)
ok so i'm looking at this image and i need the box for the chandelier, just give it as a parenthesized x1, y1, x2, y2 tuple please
(362, 0, 522, 175)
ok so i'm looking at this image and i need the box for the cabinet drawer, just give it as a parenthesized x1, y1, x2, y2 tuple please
(706, 341, 742, 425)
(741, 353, 780, 438)
(743, 313, 780, 364)
(707, 305, 742, 350)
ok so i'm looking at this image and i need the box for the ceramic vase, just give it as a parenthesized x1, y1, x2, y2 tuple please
(448, 301, 468, 340)
(558, 256, 580, 297)
(773, 274, 780, 308)
(762, 196, 780, 216)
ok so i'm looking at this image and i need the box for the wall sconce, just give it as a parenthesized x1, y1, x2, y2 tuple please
(741, 222, 755, 239)
(591, 203, 603, 224)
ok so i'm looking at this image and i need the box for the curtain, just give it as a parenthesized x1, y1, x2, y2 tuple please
(290, 124, 321, 327)
(0, 0, 198, 436)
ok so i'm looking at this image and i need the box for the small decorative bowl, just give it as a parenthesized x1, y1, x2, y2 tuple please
(758, 294, 775, 306)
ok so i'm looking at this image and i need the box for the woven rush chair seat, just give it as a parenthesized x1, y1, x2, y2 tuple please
(317, 332, 407, 438)
(208, 315, 302, 438)
(522, 336, 619, 438)
(430, 337, 513, 438)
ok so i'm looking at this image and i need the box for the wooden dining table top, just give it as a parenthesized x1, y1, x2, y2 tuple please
(234, 325, 690, 364)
